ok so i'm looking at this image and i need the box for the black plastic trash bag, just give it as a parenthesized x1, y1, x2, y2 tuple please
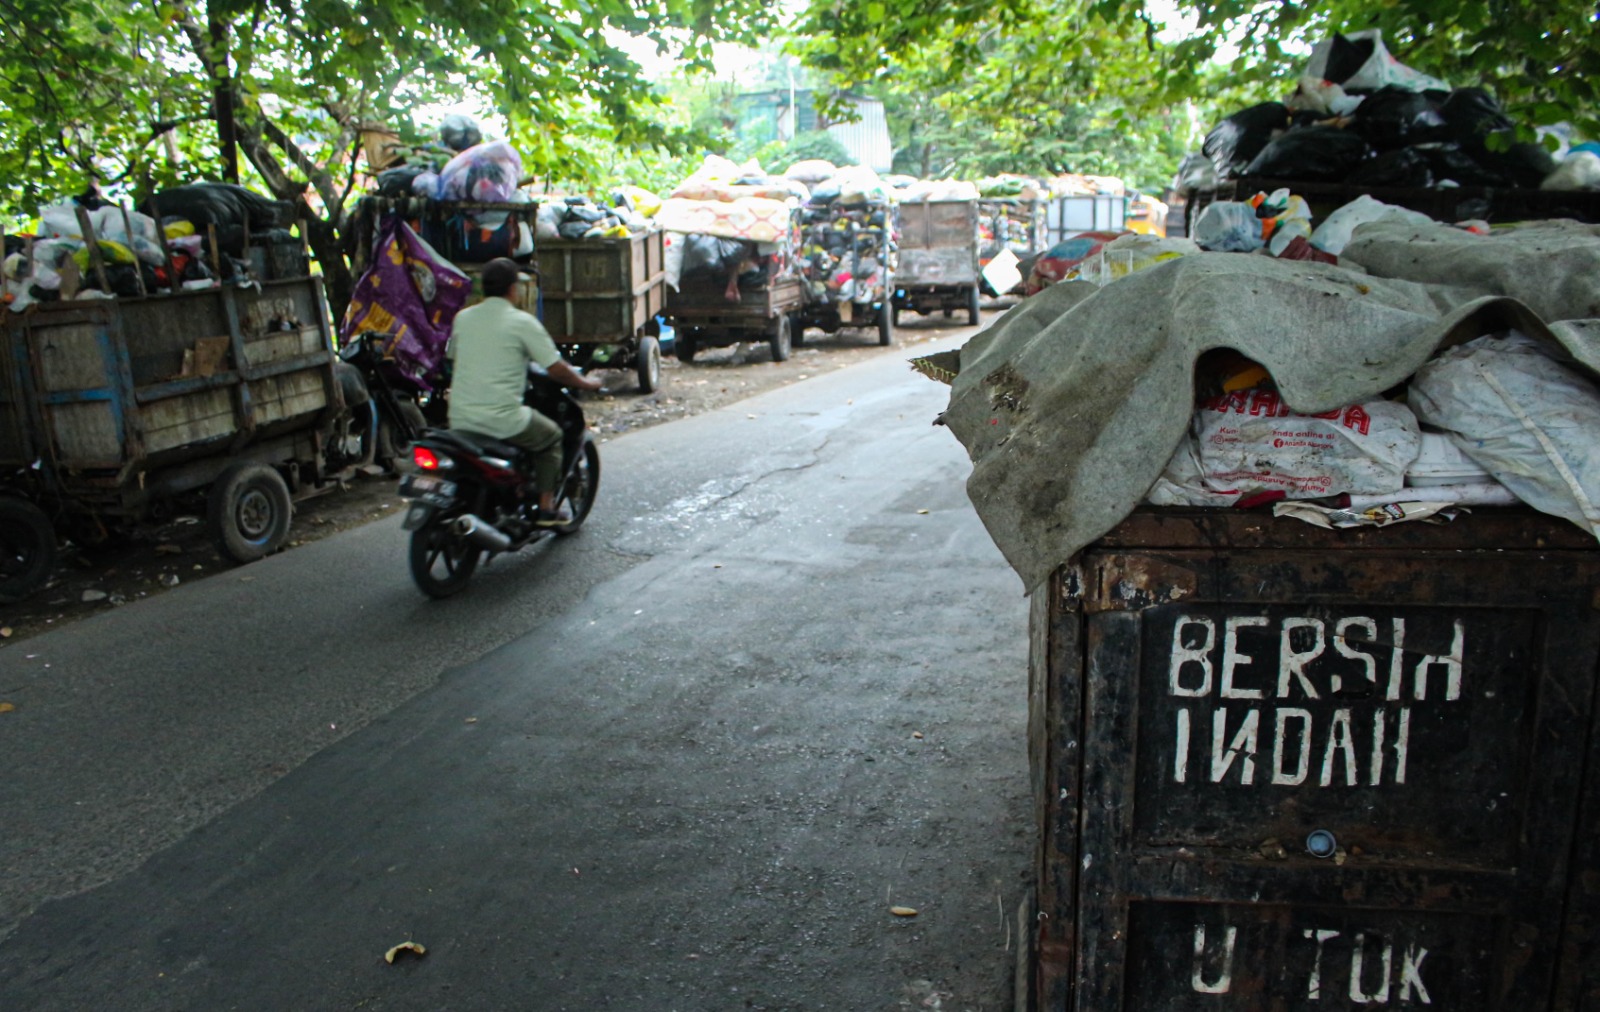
(1352, 86, 1448, 150)
(1347, 148, 1435, 188)
(681, 234, 749, 280)
(1321, 33, 1376, 86)
(439, 114, 483, 153)
(1244, 125, 1373, 181)
(377, 165, 431, 198)
(1203, 102, 1291, 179)
(1416, 142, 1507, 187)
(143, 183, 290, 255)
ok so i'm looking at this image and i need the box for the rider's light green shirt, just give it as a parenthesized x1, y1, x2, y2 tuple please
(446, 297, 560, 439)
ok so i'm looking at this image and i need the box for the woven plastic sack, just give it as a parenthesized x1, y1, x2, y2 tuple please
(1409, 332, 1600, 539)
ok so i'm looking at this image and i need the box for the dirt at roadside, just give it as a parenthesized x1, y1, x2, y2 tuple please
(0, 315, 988, 645)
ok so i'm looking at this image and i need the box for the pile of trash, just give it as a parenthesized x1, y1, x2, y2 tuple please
(921, 210, 1600, 591)
(1185, 30, 1600, 194)
(5, 182, 295, 311)
(796, 164, 895, 312)
(655, 156, 806, 295)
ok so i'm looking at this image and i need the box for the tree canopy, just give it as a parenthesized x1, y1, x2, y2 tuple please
(0, 0, 771, 311)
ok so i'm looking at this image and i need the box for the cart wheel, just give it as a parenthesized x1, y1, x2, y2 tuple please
(0, 497, 57, 604)
(942, 307, 953, 319)
(877, 305, 894, 347)
(636, 335, 662, 393)
(208, 462, 293, 563)
(967, 285, 981, 326)
(676, 330, 698, 364)
(769, 314, 792, 363)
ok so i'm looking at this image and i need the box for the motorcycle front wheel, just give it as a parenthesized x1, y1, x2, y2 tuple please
(409, 520, 482, 598)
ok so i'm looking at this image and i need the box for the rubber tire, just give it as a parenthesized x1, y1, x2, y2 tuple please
(556, 437, 601, 536)
(967, 285, 981, 326)
(791, 316, 807, 348)
(636, 335, 662, 393)
(877, 305, 894, 347)
(676, 331, 698, 364)
(0, 497, 57, 604)
(409, 520, 481, 597)
(208, 462, 292, 563)
(891, 303, 902, 328)
(376, 399, 428, 471)
(769, 314, 792, 363)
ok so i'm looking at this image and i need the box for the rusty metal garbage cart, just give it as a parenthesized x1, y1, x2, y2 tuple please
(534, 231, 667, 392)
(1022, 506, 1600, 1012)
(0, 276, 351, 602)
(893, 198, 981, 326)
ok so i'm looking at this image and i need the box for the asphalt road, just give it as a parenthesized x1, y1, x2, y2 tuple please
(0, 322, 1032, 1011)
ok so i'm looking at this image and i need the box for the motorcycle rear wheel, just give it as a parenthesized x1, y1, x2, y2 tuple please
(556, 439, 601, 536)
(409, 521, 482, 597)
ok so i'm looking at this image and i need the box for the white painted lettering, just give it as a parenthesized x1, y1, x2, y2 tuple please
(1222, 617, 1270, 699)
(1399, 944, 1432, 1004)
(1385, 618, 1407, 701)
(1304, 928, 1341, 1000)
(1272, 708, 1313, 786)
(1175, 708, 1191, 783)
(1349, 933, 1393, 1004)
(1369, 709, 1387, 787)
(1333, 617, 1379, 695)
(1394, 708, 1411, 785)
(1278, 618, 1326, 699)
(1319, 708, 1358, 787)
(1190, 925, 1237, 994)
(1211, 709, 1261, 785)
(1171, 617, 1216, 697)
(1413, 620, 1465, 701)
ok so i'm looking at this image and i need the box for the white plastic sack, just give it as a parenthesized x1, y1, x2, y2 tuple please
(1310, 195, 1433, 256)
(1408, 332, 1600, 539)
(1192, 201, 1265, 252)
(1305, 30, 1448, 94)
(1543, 151, 1600, 192)
(1147, 389, 1421, 506)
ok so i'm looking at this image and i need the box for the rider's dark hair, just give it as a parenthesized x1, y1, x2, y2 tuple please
(481, 258, 523, 298)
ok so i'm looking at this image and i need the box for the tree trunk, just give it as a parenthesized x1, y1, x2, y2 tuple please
(302, 209, 354, 326)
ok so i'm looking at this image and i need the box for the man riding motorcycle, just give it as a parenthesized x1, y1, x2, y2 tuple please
(446, 257, 603, 527)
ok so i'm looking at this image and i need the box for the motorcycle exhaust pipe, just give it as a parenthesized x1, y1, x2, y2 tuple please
(452, 514, 514, 553)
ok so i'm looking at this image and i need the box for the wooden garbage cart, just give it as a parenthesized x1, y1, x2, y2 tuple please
(893, 198, 982, 326)
(665, 272, 807, 365)
(0, 274, 353, 603)
(534, 231, 667, 392)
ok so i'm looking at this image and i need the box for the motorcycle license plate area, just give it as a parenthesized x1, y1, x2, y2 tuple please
(399, 474, 457, 508)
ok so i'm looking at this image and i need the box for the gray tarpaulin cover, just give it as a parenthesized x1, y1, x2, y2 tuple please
(941, 219, 1600, 592)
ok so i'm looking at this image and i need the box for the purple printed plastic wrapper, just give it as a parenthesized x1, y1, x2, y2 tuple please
(341, 217, 472, 391)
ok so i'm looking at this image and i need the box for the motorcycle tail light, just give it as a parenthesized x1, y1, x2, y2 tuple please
(413, 446, 448, 471)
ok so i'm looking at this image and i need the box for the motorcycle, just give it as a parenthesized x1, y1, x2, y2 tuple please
(336, 330, 442, 473)
(397, 372, 600, 598)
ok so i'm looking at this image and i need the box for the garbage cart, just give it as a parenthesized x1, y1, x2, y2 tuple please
(534, 231, 667, 392)
(0, 274, 352, 601)
(797, 210, 895, 347)
(666, 272, 807, 365)
(893, 198, 981, 326)
(1022, 506, 1600, 1012)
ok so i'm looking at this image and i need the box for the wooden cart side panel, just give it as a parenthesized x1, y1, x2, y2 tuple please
(897, 200, 980, 251)
(140, 388, 236, 456)
(1058, 543, 1600, 1012)
(1032, 574, 1087, 1011)
(0, 326, 32, 467)
(120, 291, 229, 386)
(24, 310, 132, 468)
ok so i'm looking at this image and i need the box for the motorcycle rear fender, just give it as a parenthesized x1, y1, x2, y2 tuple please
(401, 502, 437, 532)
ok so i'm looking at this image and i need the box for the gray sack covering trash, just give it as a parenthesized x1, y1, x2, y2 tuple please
(941, 225, 1600, 593)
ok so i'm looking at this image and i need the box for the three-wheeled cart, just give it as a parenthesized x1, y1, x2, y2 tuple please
(797, 212, 895, 348)
(666, 273, 807, 365)
(977, 197, 1047, 296)
(534, 231, 667, 392)
(893, 198, 981, 326)
(0, 273, 353, 602)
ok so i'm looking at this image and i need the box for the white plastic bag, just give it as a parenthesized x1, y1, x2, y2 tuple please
(1408, 332, 1600, 539)
(1542, 151, 1600, 191)
(1192, 201, 1264, 252)
(1310, 195, 1433, 255)
(1147, 388, 1421, 506)
(1305, 30, 1449, 94)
